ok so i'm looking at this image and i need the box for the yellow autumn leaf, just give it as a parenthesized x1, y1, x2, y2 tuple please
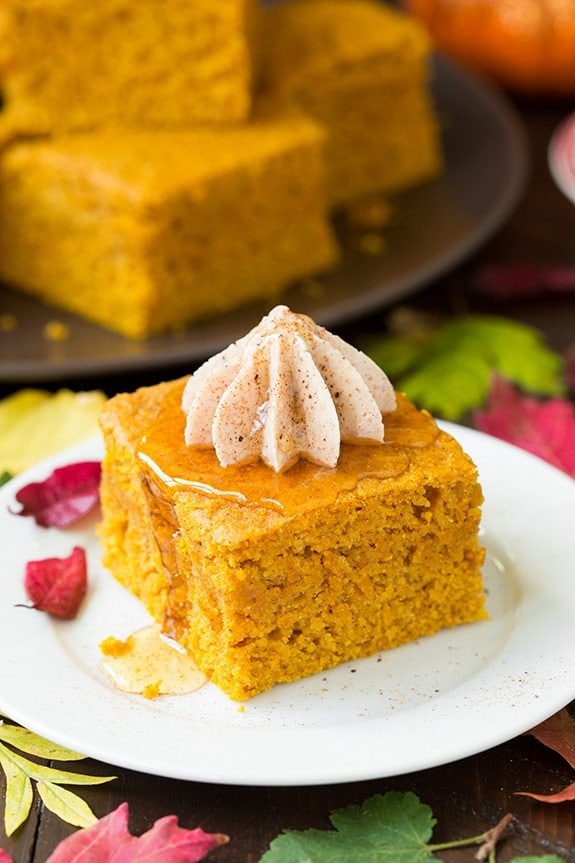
(0, 724, 86, 762)
(0, 746, 114, 786)
(0, 388, 106, 474)
(0, 748, 33, 836)
(37, 780, 98, 829)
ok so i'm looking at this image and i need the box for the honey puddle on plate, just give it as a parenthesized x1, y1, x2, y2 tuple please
(99, 624, 207, 698)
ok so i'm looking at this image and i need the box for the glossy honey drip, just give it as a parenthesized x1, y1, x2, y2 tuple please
(137, 383, 439, 638)
(137, 384, 439, 517)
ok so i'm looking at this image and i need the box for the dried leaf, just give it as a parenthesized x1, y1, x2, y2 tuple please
(23, 546, 87, 619)
(46, 802, 228, 863)
(525, 709, 575, 770)
(475, 377, 575, 477)
(515, 783, 575, 804)
(37, 781, 98, 829)
(0, 724, 86, 762)
(0, 747, 33, 836)
(366, 314, 564, 421)
(13, 461, 101, 528)
(475, 265, 575, 299)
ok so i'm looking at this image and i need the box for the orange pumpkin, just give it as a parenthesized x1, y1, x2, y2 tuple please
(406, 0, 575, 95)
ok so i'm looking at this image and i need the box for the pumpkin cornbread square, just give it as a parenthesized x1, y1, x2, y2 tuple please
(0, 118, 338, 339)
(98, 378, 486, 702)
(258, 0, 442, 206)
(0, 0, 257, 142)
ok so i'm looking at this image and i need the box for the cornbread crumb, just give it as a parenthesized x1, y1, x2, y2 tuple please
(99, 635, 131, 657)
(142, 682, 162, 700)
(353, 232, 387, 256)
(43, 321, 71, 342)
(0, 313, 18, 332)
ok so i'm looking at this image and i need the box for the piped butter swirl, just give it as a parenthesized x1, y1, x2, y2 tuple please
(182, 305, 396, 473)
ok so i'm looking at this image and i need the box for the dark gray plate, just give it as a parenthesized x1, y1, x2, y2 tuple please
(0, 55, 529, 382)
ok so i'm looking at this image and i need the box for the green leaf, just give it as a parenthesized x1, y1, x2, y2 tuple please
(366, 334, 431, 380)
(366, 314, 565, 421)
(511, 857, 566, 862)
(0, 725, 86, 761)
(330, 792, 436, 848)
(0, 470, 13, 487)
(260, 793, 438, 863)
(37, 780, 98, 829)
(0, 748, 33, 836)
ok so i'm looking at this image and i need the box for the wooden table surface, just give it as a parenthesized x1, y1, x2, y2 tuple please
(1, 92, 575, 863)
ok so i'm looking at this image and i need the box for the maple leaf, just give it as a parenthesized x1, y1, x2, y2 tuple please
(23, 546, 87, 619)
(366, 314, 564, 421)
(514, 710, 575, 805)
(475, 264, 575, 299)
(525, 710, 575, 770)
(45, 802, 228, 863)
(475, 377, 575, 478)
(12, 461, 101, 528)
(515, 783, 575, 804)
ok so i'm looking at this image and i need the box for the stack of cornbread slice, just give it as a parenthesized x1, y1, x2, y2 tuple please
(0, 0, 441, 339)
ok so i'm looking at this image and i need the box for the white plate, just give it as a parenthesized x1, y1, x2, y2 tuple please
(549, 111, 575, 205)
(1, 426, 574, 787)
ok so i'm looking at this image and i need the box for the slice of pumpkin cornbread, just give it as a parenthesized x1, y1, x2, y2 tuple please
(258, 0, 442, 206)
(0, 0, 257, 142)
(98, 377, 486, 701)
(0, 117, 338, 339)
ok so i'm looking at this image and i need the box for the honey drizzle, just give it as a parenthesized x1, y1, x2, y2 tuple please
(136, 384, 439, 636)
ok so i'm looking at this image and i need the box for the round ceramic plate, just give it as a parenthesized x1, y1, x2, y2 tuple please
(0, 426, 574, 786)
(0, 55, 529, 382)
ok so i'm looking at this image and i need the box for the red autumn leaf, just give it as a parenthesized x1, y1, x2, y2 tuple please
(516, 781, 575, 804)
(475, 376, 575, 477)
(13, 461, 101, 528)
(525, 709, 575, 770)
(46, 802, 228, 863)
(514, 710, 575, 805)
(0, 851, 13, 863)
(24, 546, 87, 619)
(475, 264, 575, 299)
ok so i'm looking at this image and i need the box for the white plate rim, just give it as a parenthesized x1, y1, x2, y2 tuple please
(0, 425, 574, 787)
(549, 111, 575, 205)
